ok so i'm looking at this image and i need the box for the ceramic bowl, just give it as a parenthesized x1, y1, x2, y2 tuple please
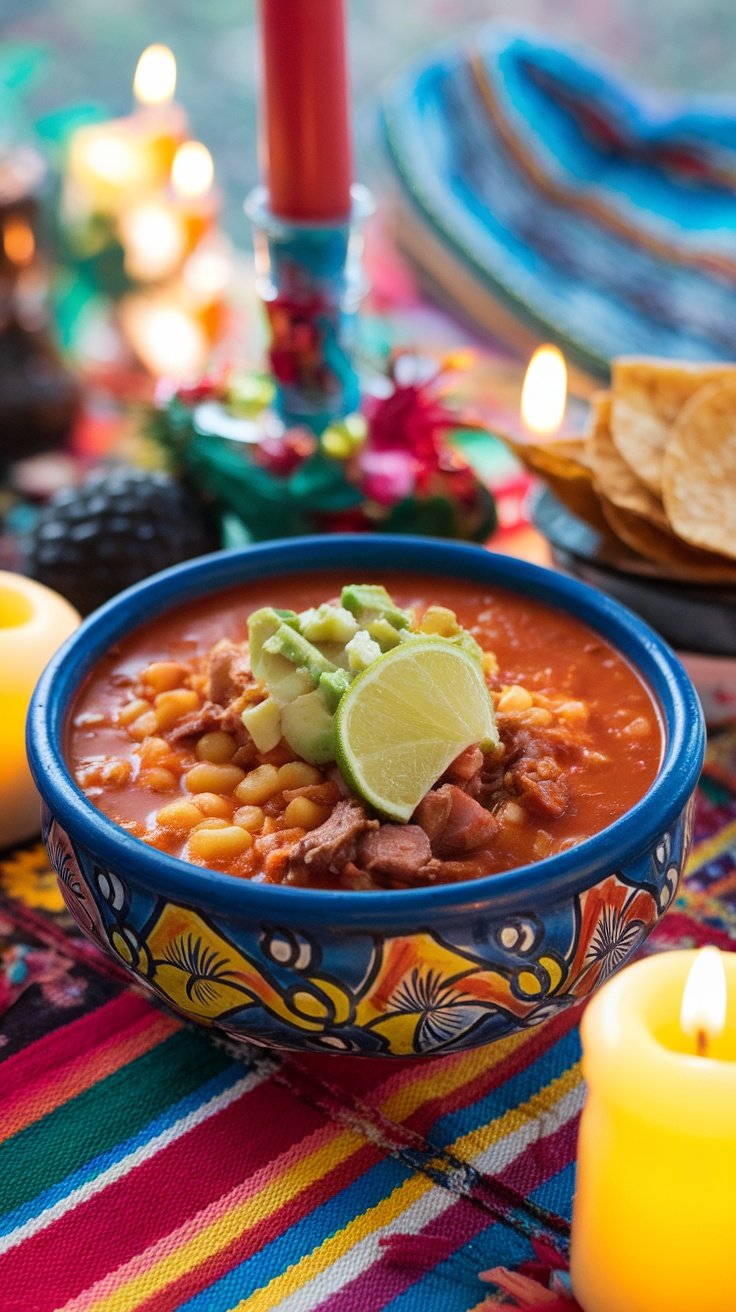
(28, 537, 705, 1058)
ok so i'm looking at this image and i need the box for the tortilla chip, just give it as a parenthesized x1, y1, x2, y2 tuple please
(497, 431, 608, 532)
(611, 358, 736, 495)
(599, 496, 736, 585)
(588, 391, 669, 529)
(662, 377, 736, 561)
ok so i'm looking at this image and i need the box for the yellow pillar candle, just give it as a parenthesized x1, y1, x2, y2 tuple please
(0, 573, 79, 848)
(571, 949, 736, 1312)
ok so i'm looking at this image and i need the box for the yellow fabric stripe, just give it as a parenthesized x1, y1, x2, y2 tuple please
(86, 1128, 365, 1312)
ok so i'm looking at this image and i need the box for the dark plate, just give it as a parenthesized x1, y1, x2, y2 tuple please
(532, 489, 736, 658)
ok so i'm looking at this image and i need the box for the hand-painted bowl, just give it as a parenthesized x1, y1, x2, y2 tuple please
(28, 537, 705, 1058)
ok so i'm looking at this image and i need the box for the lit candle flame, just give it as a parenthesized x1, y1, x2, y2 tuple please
(123, 298, 207, 380)
(120, 201, 187, 282)
(521, 344, 568, 436)
(680, 946, 727, 1057)
(133, 44, 177, 107)
(3, 217, 35, 267)
(171, 142, 214, 199)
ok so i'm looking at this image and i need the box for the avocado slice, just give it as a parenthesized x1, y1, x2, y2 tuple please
(263, 625, 337, 683)
(241, 697, 282, 752)
(247, 608, 300, 681)
(318, 668, 351, 713)
(281, 690, 335, 765)
(340, 584, 411, 629)
(367, 616, 403, 650)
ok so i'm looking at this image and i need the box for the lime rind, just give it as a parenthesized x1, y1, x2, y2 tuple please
(334, 637, 498, 822)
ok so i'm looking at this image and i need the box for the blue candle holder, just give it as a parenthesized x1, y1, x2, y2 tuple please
(245, 184, 374, 433)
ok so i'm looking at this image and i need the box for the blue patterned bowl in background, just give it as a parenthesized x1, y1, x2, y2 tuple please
(27, 538, 704, 1057)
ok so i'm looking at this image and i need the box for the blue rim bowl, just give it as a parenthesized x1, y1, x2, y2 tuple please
(27, 536, 705, 1057)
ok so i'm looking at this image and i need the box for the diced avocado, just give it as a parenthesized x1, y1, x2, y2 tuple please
(247, 607, 300, 681)
(340, 583, 410, 629)
(367, 616, 403, 650)
(299, 603, 358, 644)
(281, 690, 335, 765)
(241, 697, 282, 752)
(263, 625, 337, 682)
(345, 629, 382, 672)
(319, 668, 351, 712)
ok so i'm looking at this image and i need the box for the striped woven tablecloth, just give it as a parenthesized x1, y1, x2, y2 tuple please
(1, 731, 735, 1312)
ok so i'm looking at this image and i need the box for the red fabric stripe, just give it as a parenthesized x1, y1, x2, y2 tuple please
(134, 1140, 383, 1312)
(652, 911, 735, 950)
(0, 993, 156, 1102)
(0, 1078, 325, 1310)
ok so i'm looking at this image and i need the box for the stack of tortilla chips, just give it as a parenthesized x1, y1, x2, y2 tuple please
(504, 359, 736, 585)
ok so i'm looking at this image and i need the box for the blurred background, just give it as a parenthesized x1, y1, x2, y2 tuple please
(1, 0, 735, 655)
(4, 0, 736, 236)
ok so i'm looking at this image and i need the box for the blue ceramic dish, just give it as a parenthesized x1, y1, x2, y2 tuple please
(28, 537, 705, 1058)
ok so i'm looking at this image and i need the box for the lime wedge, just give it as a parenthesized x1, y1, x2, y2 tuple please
(334, 637, 498, 822)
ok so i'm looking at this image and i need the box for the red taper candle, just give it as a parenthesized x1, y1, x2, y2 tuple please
(258, 0, 353, 221)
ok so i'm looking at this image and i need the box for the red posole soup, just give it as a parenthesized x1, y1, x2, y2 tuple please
(67, 573, 662, 889)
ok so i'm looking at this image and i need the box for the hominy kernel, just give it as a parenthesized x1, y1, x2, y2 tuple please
(191, 817, 230, 830)
(622, 716, 651, 739)
(482, 651, 499, 678)
(196, 731, 237, 764)
(141, 661, 189, 693)
(100, 758, 132, 786)
(283, 797, 331, 830)
(140, 767, 178, 792)
(533, 830, 553, 858)
(185, 762, 246, 795)
(154, 688, 199, 732)
(118, 698, 151, 727)
(234, 764, 280, 806)
(419, 605, 459, 637)
(521, 707, 554, 728)
(233, 805, 265, 832)
(138, 736, 172, 768)
(156, 800, 203, 831)
(276, 761, 323, 791)
(192, 792, 234, 819)
(128, 710, 158, 741)
(557, 700, 588, 722)
(501, 801, 525, 825)
(188, 825, 253, 862)
(497, 684, 533, 714)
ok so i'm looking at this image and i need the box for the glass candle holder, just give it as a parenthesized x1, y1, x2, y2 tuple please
(245, 184, 374, 433)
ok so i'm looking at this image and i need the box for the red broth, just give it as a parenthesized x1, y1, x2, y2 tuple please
(67, 572, 662, 887)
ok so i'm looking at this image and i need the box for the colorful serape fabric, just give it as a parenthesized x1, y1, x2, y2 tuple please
(382, 28, 736, 377)
(1, 731, 735, 1312)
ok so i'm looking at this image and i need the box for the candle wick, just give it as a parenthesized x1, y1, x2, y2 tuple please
(695, 1028, 709, 1059)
